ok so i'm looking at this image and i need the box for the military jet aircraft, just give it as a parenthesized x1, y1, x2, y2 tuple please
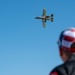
(35, 8, 54, 28)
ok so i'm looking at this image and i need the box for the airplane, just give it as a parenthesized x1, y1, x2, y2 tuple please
(35, 8, 54, 28)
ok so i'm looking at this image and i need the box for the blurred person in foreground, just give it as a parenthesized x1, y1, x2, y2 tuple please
(49, 27, 75, 75)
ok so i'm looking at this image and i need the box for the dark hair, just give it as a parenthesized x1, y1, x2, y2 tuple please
(71, 42, 75, 48)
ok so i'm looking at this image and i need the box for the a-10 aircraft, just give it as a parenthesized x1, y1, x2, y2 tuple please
(35, 8, 54, 28)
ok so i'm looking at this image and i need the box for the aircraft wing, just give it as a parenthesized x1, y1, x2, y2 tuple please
(43, 22, 46, 28)
(42, 8, 46, 16)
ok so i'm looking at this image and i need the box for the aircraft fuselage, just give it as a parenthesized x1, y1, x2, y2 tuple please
(35, 16, 50, 22)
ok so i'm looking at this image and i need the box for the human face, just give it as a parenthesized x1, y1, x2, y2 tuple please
(59, 50, 69, 62)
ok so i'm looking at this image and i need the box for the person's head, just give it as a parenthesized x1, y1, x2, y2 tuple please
(58, 27, 75, 62)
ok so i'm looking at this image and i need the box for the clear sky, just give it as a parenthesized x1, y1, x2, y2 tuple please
(0, 0, 75, 75)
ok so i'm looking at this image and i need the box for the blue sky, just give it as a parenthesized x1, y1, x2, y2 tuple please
(0, 0, 75, 75)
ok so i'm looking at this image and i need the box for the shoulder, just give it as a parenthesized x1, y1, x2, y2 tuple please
(49, 61, 74, 75)
(49, 63, 65, 75)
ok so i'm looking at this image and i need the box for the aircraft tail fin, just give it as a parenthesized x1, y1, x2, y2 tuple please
(51, 14, 54, 22)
